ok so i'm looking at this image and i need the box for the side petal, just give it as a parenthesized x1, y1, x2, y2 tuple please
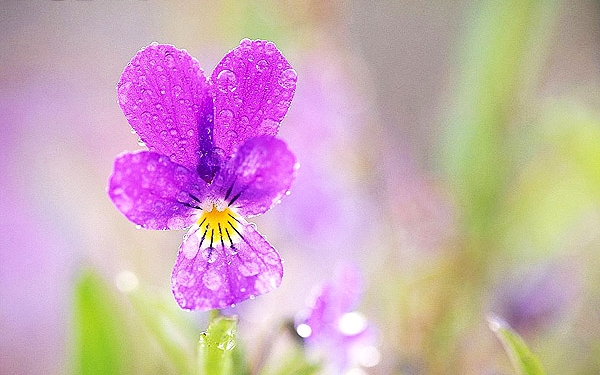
(212, 136, 296, 217)
(171, 222, 283, 310)
(211, 39, 297, 157)
(108, 151, 207, 230)
(118, 43, 214, 172)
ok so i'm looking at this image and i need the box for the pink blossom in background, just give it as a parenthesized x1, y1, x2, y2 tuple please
(295, 264, 379, 374)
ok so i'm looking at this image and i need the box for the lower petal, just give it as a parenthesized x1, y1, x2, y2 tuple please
(171, 221, 283, 310)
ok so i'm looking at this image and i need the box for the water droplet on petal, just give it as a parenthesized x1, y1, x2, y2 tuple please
(165, 53, 176, 68)
(201, 247, 218, 263)
(256, 59, 268, 72)
(146, 159, 157, 171)
(238, 261, 260, 276)
(240, 38, 252, 48)
(137, 138, 146, 147)
(218, 109, 234, 126)
(176, 269, 196, 287)
(135, 224, 142, 230)
(167, 216, 185, 229)
(264, 41, 277, 55)
(217, 334, 236, 351)
(173, 84, 182, 97)
(203, 270, 222, 290)
(260, 119, 278, 132)
(216, 69, 237, 93)
(279, 68, 298, 89)
(225, 130, 238, 141)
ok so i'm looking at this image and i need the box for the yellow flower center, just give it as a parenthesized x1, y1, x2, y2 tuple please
(196, 205, 243, 249)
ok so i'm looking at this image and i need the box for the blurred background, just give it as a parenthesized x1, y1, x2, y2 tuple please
(2, 0, 600, 374)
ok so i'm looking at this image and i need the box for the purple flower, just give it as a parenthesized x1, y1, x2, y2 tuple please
(295, 265, 379, 374)
(108, 40, 298, 310)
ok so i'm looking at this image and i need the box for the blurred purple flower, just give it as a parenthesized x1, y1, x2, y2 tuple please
(108, 40, 298, 310)
(493, 263, 579, 335)
(295, 265, 379, 374)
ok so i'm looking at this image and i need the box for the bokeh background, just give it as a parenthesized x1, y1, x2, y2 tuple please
(2, 0, 600, 374)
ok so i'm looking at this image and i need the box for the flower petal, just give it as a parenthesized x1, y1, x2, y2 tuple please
(118, 44, 214, 172)
(212, 136, 296, 217)
(108, 151, 207, 230)
(211, 39, 297, 157)
(171, 221, 283, 310)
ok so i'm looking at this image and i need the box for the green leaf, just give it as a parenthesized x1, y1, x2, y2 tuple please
(267, 352, 321, 375)
(73, 270, 129, 375)
(488, 315, 547, 375)
(198, 315, 239, 375)
(128, 290, 198, 375)
(500, 101, 600, 258)
(441, 0, 559, 240)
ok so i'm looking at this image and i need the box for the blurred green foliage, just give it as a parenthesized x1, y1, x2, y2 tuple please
(73, 270, 129, 375)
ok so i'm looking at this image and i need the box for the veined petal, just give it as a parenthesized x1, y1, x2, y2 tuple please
(171, 221, 283, 310)
(211, 136, 296, 217)
(118, 44, 214, 172)
(108, 151, 208, 230)
(211, 39, 297, 158)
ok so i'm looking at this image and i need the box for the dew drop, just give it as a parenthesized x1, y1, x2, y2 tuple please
(218, 109, 234, 126)
(238, 261, 260, 276)
(135, 224, 142, 230)
(279, 68, 298, 88)
(217, 335, 236, 351)
(165, 53, 176, 68)
(203, 270, 222, 291)
(264, 41, 277, 55)
(225, 130, 238, 140)
(176, 269, 196, 287)
(137, 138, 146, 147)
(201, 247, 218, 263)
(173, 84, 183, 97)
(146, 159, 157, 171)
(167, 216, 185, 229)
(216, 69, 237, 93)
(260, 118, 278, 132)
(256, 59, 268, 72)
(240, 38, 252, 48)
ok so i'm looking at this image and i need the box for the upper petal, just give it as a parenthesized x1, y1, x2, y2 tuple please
(171, 221, 283, 310)
(211, 39, 297, 158)
(108, 151, 208, 230)
(211, 136, 297, 217)
(118, 44, 214, 172)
